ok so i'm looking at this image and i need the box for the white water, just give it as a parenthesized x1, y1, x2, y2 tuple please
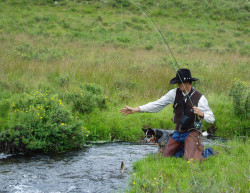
(0, 143, 157, 193)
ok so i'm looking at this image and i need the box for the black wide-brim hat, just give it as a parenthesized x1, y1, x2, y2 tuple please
(170, 69, 199, 84)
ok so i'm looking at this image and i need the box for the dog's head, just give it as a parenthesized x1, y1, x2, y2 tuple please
(142, 128, 163, 144)
(142, 128, 155, 143)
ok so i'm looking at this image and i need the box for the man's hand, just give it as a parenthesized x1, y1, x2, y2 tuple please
(120, 106, 140, 115)
(193, 106, 204, 118)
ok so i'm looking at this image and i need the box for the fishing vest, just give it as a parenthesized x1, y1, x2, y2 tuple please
(173, 88, 202, 133)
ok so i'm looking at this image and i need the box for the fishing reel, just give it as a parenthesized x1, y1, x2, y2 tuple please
(194, 120, 202, 130)
(190, 109, 202, 130)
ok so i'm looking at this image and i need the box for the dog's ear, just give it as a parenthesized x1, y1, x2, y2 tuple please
(147, 128, 155, 136)
(148, 128, 154, 132)
(142, 128, 148, 134)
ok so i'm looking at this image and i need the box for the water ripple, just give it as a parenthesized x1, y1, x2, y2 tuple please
(0, 143, 157, 193)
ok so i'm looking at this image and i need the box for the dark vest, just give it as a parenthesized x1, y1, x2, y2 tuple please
(173, 88, 202, 133)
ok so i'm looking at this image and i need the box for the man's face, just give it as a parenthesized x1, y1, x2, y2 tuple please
(178, 82, 190, 93)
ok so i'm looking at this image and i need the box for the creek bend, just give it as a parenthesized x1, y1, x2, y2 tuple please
(0, 142, 157, 193)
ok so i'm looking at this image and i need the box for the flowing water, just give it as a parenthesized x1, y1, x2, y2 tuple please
(0, 142, 158, 193)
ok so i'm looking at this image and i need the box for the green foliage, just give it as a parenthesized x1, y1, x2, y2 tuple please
(0, 90, 88, 153)
(203, 40, 213, 48)
(62, 83, 107, 114)
(0, 0, 249, 147)
(80, 106, 175, 142)
(108, 0, 131, 8)
(0, 99, 10, 117)
(14, 44, 63, 62)
(229, 79, 249, 119)
(152, 0, 250, 21)
(206, 94, 249, 137)
(116, 36, 131, 43)
(130, 138, 250, 193)
(58, 74, 70, 87)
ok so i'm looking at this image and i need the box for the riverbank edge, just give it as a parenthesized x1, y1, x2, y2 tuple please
(128, 137, 249, 193)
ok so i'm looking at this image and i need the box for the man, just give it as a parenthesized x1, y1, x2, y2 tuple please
(120, 69, 215, 162)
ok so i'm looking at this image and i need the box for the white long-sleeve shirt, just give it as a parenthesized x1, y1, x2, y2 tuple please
(139, 88, 215, 124)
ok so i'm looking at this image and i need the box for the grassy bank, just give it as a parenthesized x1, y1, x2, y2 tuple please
(129, 138, 249, 193)
(0, 0, 249, 151)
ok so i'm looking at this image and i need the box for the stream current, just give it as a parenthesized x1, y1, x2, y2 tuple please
(0, 142, 158, 193)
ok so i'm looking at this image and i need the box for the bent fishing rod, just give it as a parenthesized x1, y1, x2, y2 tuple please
(129, 0, 195, 107)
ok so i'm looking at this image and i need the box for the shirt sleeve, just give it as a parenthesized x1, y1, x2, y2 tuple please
(139, 88, 177, 113)
(198, 95, 215, 124)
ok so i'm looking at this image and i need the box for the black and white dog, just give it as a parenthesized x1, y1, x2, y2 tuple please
(142, 128, 174, 153)
(142, 126, 217, 154)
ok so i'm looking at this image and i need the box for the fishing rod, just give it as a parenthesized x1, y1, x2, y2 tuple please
(128, 0, 195, 106)
(127, 0, 204, 130)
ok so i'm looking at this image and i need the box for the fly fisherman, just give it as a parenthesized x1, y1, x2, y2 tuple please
(120, 69, 215, 162)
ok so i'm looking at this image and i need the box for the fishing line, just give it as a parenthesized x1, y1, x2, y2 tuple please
(128, 0, 195, 107)
(121, 0, 123, 28)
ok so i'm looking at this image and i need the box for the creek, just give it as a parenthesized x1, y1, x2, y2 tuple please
(0, 142, 157, 193)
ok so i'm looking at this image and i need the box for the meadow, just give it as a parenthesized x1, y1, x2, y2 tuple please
(0, 0, 249, 143)
(0, 0, 249, 192)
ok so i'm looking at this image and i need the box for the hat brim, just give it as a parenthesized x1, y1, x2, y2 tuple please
(170, 77, 199, 84)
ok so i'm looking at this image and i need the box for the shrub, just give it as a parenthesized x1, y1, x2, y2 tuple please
(58, 74, 70, 87)
(62, 83, 107, 114)
(229, 79, 249, 118)
(116, 36, 131, 43)
(203, 40, 213, 48)
(96, 16, 103, 22)
(228, 79, 249, 136)
(0, 90, 88, 154)
(0, 100, 10, 118)
(14, 44, 63, 62)
(145, 44, 153, 50)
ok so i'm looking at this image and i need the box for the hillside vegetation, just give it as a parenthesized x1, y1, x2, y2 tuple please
(0, 0, 249, 153)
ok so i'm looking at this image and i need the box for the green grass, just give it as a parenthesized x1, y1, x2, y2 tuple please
(0, 0, 249, 139)
(0, 0, 249, 191)
(129, 138, 250, 193)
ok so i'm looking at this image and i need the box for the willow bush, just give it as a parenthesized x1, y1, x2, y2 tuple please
(228, 79, 249, 136)
(0, 88, 97, 154)
(61, 83, 107, 114)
